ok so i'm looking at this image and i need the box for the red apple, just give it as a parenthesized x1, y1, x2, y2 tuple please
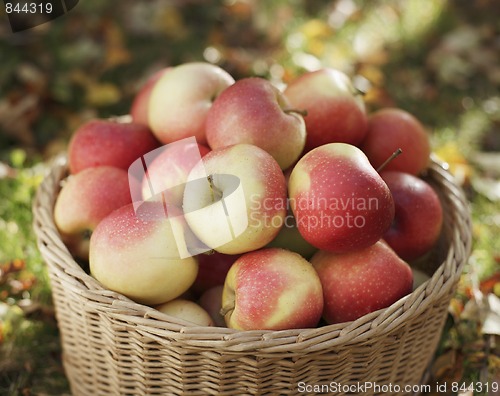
(284, 68, 368, 153)
(198, 285, 226, 327)
(311, 241, 413, 324)
(191, 251, 240, 295)
(130, 67, 170, 125)
(148, 62, 235, 145)
(221, 248, 324, 330)
(206, 77, 306, 170)
(54, 166, 133, 260)
(360, 108, 431, 175)
(89, 202, 199, 305)
(381, 171, 443, 261)
(68, 117, 159, 174)
(183, 143, 287, 255)
(288, 143, 394, 252)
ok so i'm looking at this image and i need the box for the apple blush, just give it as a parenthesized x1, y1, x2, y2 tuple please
(288, 142, 394, 253)
(284, 68, 368, 153)
(381, 171, 443, 261)
(360, 108, 431, 175)
(148, 62, 235, 145)
(311, 241, 413, 324)
(206, 77, 306, 170)
(89, 202, 199, 305)
(221, 247, 324, 331)
(68, 118, 159, 174)
(54, 166, 133, 260)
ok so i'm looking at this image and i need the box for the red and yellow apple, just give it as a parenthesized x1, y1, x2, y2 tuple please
(284, 68, 368, 153)
(54, 166, 133, 259)
(221, 247, 324, 330)
(288, 143, 394, 252)
(148, 62, 235, 145)
(311, 241, 413, 324)
(206, 77, 306, 170)
(183, 143, 287, 255)
(89, 202, 198, 305)
(68, 118, 159, 174)
(130, 67, 170, 125)
(139, 139, 211, 206)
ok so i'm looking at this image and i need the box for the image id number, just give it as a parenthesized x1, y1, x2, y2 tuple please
(5, 2, 53, 14)
(451, 381, 499, 394)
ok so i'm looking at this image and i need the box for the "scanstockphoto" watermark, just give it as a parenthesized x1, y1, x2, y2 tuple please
(297, 380, 499, 394)
(299, 381, 430, 394)
(249, 194, 382, 230)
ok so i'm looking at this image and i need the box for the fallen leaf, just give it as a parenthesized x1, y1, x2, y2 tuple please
(85, 82, 121, 107)
(430, 349, 464, 384)
(471, 151, 500, 177)
(434, 142, 473, 185)
(472, 177, 500, 201)
(482, 293, 500, 336)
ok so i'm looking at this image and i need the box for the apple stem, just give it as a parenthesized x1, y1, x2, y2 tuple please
(284, 108, 308, 117)
(207, 174, 223, 202)
(219, 304, 233, 317)
(354, 87, 366, 97)
(376, 148, 403, 172)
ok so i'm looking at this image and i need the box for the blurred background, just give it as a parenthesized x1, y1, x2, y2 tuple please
(0, 0, 499, 394)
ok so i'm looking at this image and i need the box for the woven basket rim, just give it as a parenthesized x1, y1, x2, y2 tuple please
(33, 155, 472, 353)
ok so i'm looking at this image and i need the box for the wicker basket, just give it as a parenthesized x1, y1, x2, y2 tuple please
(33, 156, 471, 396)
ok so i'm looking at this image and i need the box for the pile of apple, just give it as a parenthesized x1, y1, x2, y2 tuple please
(54, 62, 444, 330)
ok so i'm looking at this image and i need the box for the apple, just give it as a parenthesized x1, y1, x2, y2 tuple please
(155, 299, 214, 327)
(283, 68, 368, 153)
(206, 77, 306, 170)
(265, 208, 318, 259)
(311, 241, 413, 324)
(288, 143, 394, 252)
(139, 139, 211, 206)
(360, 108, 431, 175)
(148, 62, 235, 145)
(380, 171, 443, 261)
(54, 166, 133, 260)
(221, 247, 324, 330)
(198, 285, 226, 327)
(191, 251, 240, 295)
(89, 202, 199, 305)
(182, 143, 287, 255)
(130, 67, 170, 125)
(68, 117, 159, 174)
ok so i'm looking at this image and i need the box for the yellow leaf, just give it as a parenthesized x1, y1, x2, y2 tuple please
(154, 6, 187, 38)
(434, 142, 473, 184)
(103, 22, 131, 69)
(299, 19, 332, 40)
(86, 82, 121, 107)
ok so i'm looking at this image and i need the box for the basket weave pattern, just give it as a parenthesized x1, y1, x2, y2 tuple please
(33, 158, 471, 396)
